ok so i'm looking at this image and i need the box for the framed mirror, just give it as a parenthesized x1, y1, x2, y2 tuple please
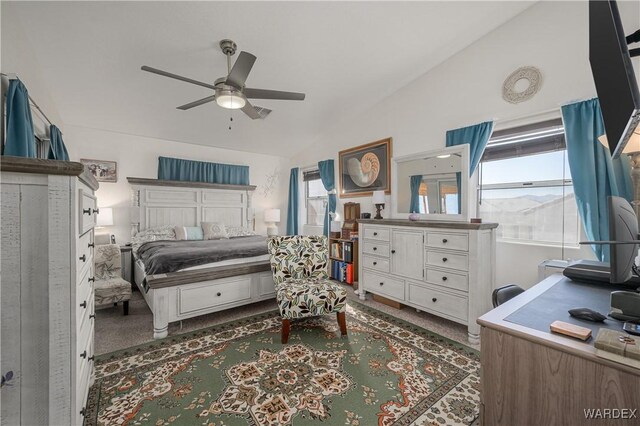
(392, 145, 469, 221)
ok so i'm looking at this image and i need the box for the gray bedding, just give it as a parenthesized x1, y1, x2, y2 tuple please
(137, 236, 268, 275)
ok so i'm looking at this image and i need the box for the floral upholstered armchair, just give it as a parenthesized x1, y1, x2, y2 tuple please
(94, 244, 132, 315)
(267, 235, 347, 343)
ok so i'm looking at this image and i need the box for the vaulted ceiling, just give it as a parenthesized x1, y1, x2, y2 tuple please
(3, 1, 534, 156)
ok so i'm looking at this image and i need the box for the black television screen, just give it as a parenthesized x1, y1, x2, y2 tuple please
(589, 0, 640, 158)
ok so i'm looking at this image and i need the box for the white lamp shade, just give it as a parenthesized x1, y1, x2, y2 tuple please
(372, 190, 386, 204)
(96, 207, 114, 227)
(264, 209, 281, 223)
(599, 126, 640, 154)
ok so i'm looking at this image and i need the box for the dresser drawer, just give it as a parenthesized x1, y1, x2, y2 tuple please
(76, 230, 94, 277)
(425, 249, 468, 272)
(77, 294, 94, 354)
(76, 336, 93, 424)
(77, 266, 93, 324)
(426, 232, 469, 252)
(79, 189, 97, 235)
(362, 255, 390, 273)
(363, 241, 390, 257)
(178, 277, 252, 315)
(364, 270, 404, 300)
(408, 284, 468, 322)
(363, 227, 390, 242)
(425, 268, 468, 292)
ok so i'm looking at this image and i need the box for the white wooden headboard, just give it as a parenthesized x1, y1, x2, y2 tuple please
(128, 177, 255, 236)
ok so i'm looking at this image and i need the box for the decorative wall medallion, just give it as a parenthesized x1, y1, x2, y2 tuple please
(502, 66, 543, 104)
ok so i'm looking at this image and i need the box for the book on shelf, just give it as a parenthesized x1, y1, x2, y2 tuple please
(344, 242, 352, 263)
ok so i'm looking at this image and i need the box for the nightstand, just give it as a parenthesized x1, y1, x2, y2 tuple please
(120, 245, 133, 284)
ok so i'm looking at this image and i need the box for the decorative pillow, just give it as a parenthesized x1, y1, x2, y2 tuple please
(132, 225, 176, 255)
(201, 222, 229, 240)
(226, 226, 257, 238)
(174, 226, 204, 241)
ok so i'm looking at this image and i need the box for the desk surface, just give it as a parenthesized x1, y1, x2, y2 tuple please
(478, 274, 640, 376)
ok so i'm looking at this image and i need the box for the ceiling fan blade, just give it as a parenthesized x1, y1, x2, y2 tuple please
(225, 51, 256, 89)
(254, 106, 272, 119)
(243, 88, 305, 101)
(177, 95, 216, 110)
(141, 65, 216, 90)
(241, 99, 262, 120)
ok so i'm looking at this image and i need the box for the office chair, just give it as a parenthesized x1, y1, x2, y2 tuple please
(492, 284, 525, 308)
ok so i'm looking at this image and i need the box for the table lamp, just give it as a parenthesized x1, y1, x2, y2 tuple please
(264, 209, 281, 236)
(372, 190, 386, 219)
(96, 207, 114, 228)
(600, 128, 640, 222)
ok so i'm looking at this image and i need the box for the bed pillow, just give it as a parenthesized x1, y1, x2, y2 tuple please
(226, 226, 257, 238)
(201, 222, 229, 240)
(174, 226, 204, 241)
(132, 225, 176, 256)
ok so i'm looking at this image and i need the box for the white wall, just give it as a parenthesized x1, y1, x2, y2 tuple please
(289, 1, 640, 288)
(1, 7, 63, 128)
(64, 125, 290, 244)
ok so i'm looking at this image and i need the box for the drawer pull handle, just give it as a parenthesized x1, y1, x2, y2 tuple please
(442, 276, 448, 281)
(217, 292, 222, 297)
(88, 355, 95, 362)
(432, 297, 437, 303)
(379, 282, 384, 286)
(80, 408, 87, 417)
(442, 238, 448, 243)
(391, 250, 396, 254)
(373, 262, 377, 265)
(92, 208, 100, 214)
(80, 350, 87, 359)
(88, 277, 95, 282)
(82, 208, 91, 215)
(373, 247, 377, 251)
(373, 232, 378, 236)
(80, 300, 87, 309)
(442, 257, 448, 262)
(88, 242, 95, 248)
(89, 314, 96, 319)
(79, 254, 86, 262)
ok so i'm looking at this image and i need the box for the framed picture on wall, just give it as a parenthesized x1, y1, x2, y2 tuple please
(338, 137, 392, 197)
(81, 158, 118, 183)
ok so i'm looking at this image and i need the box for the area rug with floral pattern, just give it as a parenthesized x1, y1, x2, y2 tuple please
(86, 301, 480, 426)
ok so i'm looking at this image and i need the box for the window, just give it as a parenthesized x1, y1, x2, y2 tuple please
(478, 119, 580, 246)
(303, 170, 327, 226)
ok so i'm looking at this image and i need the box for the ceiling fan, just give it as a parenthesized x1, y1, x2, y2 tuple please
(141, 39, 305, 120)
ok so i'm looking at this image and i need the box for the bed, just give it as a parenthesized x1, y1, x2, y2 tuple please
(128, 177, 276, 339)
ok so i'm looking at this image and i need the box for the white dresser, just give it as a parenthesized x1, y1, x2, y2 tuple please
(1, 157, 99, 425)
(358, 219, 497, 343)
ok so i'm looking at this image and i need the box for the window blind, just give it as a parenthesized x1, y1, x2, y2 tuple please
(302, 169, 321, 182)
(482, 118, 565, 162)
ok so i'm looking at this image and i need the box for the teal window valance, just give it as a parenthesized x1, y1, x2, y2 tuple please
(157, 156, 250, 185)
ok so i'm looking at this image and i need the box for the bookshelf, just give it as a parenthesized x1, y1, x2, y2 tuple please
(329, 237, 359, 285)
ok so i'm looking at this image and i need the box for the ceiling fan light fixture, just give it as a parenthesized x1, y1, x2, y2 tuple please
(216, 91, 246, 110)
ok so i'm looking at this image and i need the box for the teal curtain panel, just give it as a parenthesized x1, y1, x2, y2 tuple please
(286, 167, 299, 235)
(445, 121, 494, 174)
(157, 156, 249, 185)
(410, 175, 422, 213)
(4, 79, 36, 158)
(47, 125, 69, 161)
(562, 98, 633, 262)
(318, 159, 337, 236)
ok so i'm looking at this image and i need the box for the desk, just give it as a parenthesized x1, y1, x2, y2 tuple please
(478, 274, 640, 426)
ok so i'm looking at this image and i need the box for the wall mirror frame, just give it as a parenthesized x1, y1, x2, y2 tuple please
(391, 144, 470, 222)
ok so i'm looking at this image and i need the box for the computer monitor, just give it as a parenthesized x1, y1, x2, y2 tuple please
(608, 196, 639, 283)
